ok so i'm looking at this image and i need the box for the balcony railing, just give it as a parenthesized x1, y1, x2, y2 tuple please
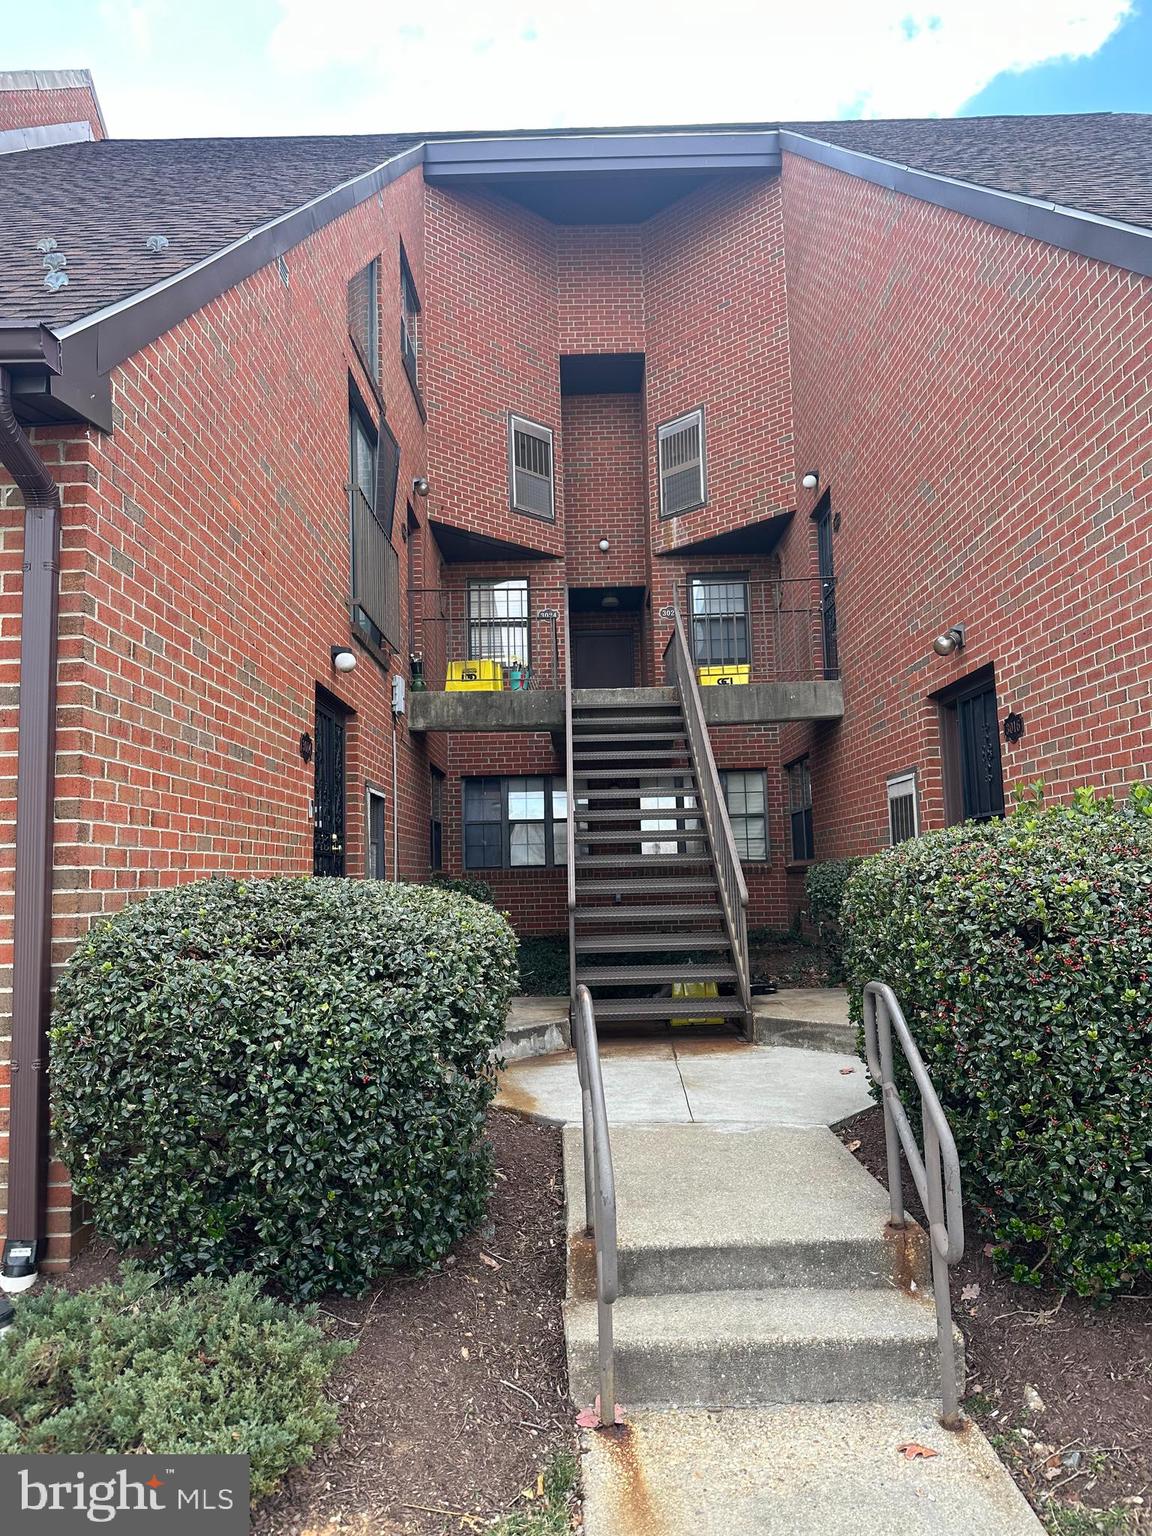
(670, 576, 838, 683)
(408, 585, 567, 693)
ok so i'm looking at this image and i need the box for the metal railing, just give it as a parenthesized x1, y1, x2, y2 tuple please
(572, 984, 618, 1426)
(564, 600, 577, 1001)
(662, 606, 753, 1031)
(862, 981, 966, 1427)
(407, 585, 565, 692)
(671, 576, 839, 682)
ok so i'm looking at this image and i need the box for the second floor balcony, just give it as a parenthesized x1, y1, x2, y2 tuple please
(406, 577, 843, 733)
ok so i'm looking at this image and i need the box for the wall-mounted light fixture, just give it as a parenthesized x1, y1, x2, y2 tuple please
(331, 645, 358, 673)
(932, 625, 966, 657)
(412, 476, 430, 498)
(801, 470, 820, 491)
(598, 538, 610, 552)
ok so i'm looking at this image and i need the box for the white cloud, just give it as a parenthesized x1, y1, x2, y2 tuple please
(262, 0, 1133, 131)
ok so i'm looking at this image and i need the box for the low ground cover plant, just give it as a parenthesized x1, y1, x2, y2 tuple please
(842, 786, 1152, 1297)
(52, 877, 519, 1299)
(0, 1267, 350, 1497)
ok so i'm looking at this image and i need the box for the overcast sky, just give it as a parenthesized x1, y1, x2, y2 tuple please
(6, 0, 1150, 137)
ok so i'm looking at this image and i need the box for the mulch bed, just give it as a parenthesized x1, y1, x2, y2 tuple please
(63, 1109, 572, 1536)
(837, 1104, 1152, 1533)
(748, 932, 833, 988)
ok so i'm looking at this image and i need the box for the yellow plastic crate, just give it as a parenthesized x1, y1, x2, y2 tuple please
(445, 659, 504, 692)
(697, 664, 750, 687)
(670, 980, 724, 1027)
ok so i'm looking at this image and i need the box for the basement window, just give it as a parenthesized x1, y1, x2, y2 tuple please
(721, 770, 768, 861)
(786, 757, 814, 863)
(887, 771, 920, 845)
(464, 776, 567, 869)
(348, 259, 379, 381)
(658, 407, 706, 517)
(508, 415, 555, 521)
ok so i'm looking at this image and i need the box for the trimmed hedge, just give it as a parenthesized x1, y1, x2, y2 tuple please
(0, 1266, 351, 1497)
(842, 787, 1152, 1297)
(52, 877, 519, 1299)
(806, 858, 867, 981)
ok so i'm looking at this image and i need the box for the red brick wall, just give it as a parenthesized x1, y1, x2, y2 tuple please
(0, 162, 433, 1264)
(0, 82, 105, 139)
(777, 150, 1152, 874)
(562, 393, 646, 587)
(644, 176, 794, 557)
(557, 226, 645, 353)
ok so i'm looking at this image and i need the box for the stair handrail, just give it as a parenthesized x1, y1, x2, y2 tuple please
(572, 983, 618, 1426)
(662, 604, 753, 1027)
(862, 980, 965, 1427)
(564, 596, 577, 999)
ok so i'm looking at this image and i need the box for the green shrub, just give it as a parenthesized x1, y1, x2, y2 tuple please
(430, 871, 495, 904)
(52, 877, 519, 1299)
(806, 857, 868, 981)
(842, 786, 1152, 1297)
(0, 1266, 351, 1498)
(517, 934, 570, 995)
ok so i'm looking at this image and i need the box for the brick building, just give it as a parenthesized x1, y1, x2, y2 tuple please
(1, 71, 1151, 1278)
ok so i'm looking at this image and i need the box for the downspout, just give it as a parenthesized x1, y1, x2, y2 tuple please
(0, 368, 61, 1291)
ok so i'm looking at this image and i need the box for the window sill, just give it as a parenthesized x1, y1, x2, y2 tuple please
(785, 859, 817, 873)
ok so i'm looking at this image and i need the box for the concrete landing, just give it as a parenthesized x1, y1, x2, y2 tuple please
(498, 995, 569, 1061)
(580, 1403, 1044, 1535)
(753, 986, 855, 1052)
(495, 1040, 872, 1126)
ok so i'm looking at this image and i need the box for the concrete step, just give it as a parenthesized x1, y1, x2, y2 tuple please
(564, 1125, 928, 1298)
(579, 1403, 1044, 1535)
(565, 1286, 954, 1409)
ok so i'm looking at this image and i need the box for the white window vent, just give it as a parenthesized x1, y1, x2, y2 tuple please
(659, 408, 706, 516)
(509, 415, 554, 520)
(887, 771, 920, 845)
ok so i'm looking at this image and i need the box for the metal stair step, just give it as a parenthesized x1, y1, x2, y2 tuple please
(574, 787, 696, 802)
(588, 996, 747, 1021)
(574, 808, 701, 823)
(574, 933, 731, 952)
(572, 749, 692, 762)
(575, 768, 698, 781)
(573, 905, 722, 923)
(576, 830, 708, 844)
(577, 964, 738, 985)
(575, 877, 719, 894)
(570, 731, 687, 743)
(575, 853, 711, 867)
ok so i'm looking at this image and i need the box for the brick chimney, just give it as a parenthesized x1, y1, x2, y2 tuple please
(0, 69, 107, 148)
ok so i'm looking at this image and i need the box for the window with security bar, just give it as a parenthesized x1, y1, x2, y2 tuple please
(786, 757, 814, 863)
(467, 578, 530, 667)
(509, 415, 555, 520)
(887, 771, 920, 844)
(690, 575, 750, 666)
(347, 260, 379, 380)
(464, 776, 567, 868)
(429, 767, 444, 870)
(659, 407, 706, 516)
(721, 770, 768, 860)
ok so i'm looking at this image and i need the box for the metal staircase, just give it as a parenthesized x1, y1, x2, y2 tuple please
(564, 607, 753, 1032)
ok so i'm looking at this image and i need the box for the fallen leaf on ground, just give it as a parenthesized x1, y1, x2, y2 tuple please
(839, 1067, 856, 1076)
(897, 1443, 939, 1460)
(846, 1139, 862, 1152)
(479, 1252, 501, 1269)
(576, 1409, 601, 1428)
(961, 1283, 981, 1303)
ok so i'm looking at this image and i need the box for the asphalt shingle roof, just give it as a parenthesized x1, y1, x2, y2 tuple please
(1, 113, 1150, 328)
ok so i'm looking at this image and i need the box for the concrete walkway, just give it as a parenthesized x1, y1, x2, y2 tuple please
(495, 1038, 872, 1126)
(497, 1034, 1043, 1535)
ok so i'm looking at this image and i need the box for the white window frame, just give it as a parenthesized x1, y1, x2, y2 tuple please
(658, 406, 706, 517)
(508, 414, 555, 521)
(887, 771, 920, 845)
(721, 769, 769, 862)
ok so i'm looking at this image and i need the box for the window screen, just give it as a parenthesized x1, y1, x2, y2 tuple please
(509, 415, 554, 520)
(659, 408, 705, 516)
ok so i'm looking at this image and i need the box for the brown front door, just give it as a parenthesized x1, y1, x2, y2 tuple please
(572, 631, 635, 688)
